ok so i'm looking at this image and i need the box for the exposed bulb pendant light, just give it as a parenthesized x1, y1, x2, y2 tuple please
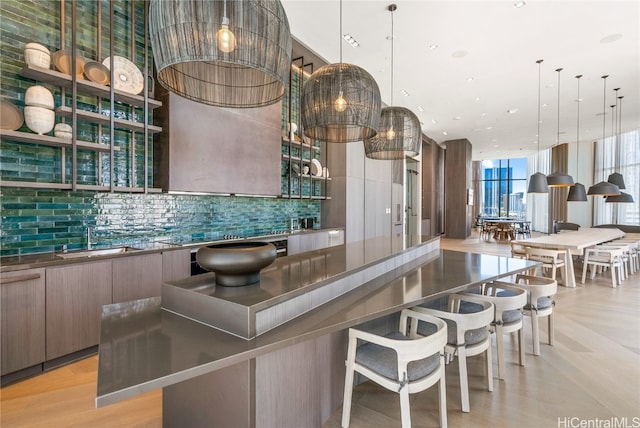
(149, 0, 292, 108)
(363, 4, 421, 159)
(216, 0, 236, 53)
(567, 74, 588, 202)
(527, 59, 549, 194)
(547, 67, 575, 187)
(587, 75, 620, 196)
(606, 93, 634, 203)
(301, 0, 381, 143)
(607, 89, 627, 190)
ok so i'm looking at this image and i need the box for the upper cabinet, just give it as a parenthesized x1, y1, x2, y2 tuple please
(153, 91, 282, 196)
(0, 1, 159, 192)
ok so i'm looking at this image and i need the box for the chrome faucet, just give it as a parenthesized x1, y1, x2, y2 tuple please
(290, 218, 297, 232)
(87, 227, 93, 250)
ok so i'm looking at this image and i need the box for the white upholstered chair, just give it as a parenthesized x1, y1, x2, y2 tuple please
(495, 274, 557, 356)
(342, 309, 448, 428)
(463, 283, 527, 380)
(412, 294, 494, 413)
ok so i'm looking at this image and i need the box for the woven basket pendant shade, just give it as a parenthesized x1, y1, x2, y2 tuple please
(301, 63, 381, 143)
(149, 0, 292, 108)
(364, 106, 421, 159)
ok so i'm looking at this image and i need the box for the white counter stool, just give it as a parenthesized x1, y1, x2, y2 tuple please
(581, 246, 624, 288)
(463, 283, 527, 380)
(495, 274, 557, 356)
(412, 295, 494, 413)
(525, 247, 567, 284)
(341, 309, 448, 428)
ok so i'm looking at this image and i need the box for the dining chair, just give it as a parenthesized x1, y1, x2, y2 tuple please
(525, 247, 567, 284)
(412, 294, 494, 413)
(494, 274, 557, 356)
(463, 283, 527, 380)
(510, 242, 528, 260)
(342, 309, 448, 428)
(581, 246, 624, 288)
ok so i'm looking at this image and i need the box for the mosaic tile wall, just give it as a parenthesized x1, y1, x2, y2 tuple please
(0, 188, 320, 256)
(0, 1, 321, 256)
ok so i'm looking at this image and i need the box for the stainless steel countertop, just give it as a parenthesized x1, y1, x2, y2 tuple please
(0, 227, 344, 272)
(96, 247, 537, 407)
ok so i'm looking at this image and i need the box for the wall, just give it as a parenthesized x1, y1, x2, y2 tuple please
(444, 138, 472, 238)
(0, 0, 320, 256)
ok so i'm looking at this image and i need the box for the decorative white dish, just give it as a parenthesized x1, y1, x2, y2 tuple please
(310, 158, 322, 176)
(102, 56, 144, 94)
(24, 42, 51, 68)
(25, 85, 54, 109)
(24, 106, 55, 135)
(0, 100, 24, 130)
(84, 61, 110, 85)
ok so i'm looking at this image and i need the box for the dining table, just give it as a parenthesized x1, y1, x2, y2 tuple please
(514, 227, 625, 287)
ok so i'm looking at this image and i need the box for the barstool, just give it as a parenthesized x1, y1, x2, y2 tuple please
(412, 294, 494, 413)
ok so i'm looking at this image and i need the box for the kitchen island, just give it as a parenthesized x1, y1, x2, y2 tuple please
(96, 235, 537, 427)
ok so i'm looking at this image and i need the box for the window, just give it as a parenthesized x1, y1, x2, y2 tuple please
(477, 158, 528, 219)
(593, 129, 640, 225)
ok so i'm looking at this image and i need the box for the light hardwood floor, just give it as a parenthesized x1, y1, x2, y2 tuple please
(2, 234, 639, 428)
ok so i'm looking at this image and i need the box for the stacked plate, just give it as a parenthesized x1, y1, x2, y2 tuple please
(310, 158, 322, 177)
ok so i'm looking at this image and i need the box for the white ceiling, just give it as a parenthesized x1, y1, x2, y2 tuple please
(280, 0, 640, 161)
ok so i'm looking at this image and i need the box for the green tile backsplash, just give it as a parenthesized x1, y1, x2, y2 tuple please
(0, 188, 320, 256)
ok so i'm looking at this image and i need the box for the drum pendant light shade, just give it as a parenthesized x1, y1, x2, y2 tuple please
(149, 0, 292, 108)
(364, 106, 421, 159)
(605, 191, 634, 203)
(607, 172, 626, 189)
(528, 172, 550, 193)
(567, 183, 588, 201)
(528, 59, 548, 194)
(301, 62, 381, 143)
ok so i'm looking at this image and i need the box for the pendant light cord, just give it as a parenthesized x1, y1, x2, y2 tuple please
(339, 0, 343, 63)
(536, 59, 543, 170)
(575, 75, 582, 177)
(390, 5, 394, 106)
(556, 68, 562, 146)
(601, 75, 608, 177)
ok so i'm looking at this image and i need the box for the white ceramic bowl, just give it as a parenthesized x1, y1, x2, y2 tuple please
(54, 123, 72, 139)
(25, 85, 54, 109)
(24, 106, 55, 135)
(24, 43, 51, 68)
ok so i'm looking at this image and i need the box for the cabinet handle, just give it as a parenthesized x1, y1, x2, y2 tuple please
(0, 273, 41, 284)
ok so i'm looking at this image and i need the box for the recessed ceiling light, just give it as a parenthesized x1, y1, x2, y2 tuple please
(401, 89, 410, 96)
(480, 113, 487, 117)
(466, 77, 474, 82)
(431, 119, 438, 124)
(493, 144, 499, 148)
(442, 131, 448, 136)
(542, 103, 548, 107)
(475, 97, 481, 102)
(486, 126, 493, 130)
(451, 50, 469, 58)
(343, 34, 360, 48)
(428, 44, 438, 50)
(453, 116, 461, 120)
(417, 105, 424, 112)
(507, 108, 519, 114)
(575, 98, 584, 102)
(513, 1, 526, 9)
(600, 33, 622, 44)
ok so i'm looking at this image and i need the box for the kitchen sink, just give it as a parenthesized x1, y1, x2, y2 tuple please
(56, 246, 141, 259)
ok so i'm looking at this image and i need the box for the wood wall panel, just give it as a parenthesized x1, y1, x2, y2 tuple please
(444, 138, 472, 238)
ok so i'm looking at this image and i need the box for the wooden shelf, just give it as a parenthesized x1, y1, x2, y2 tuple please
(21, 65, 162, 109)
(55, 106, 163, 134)
(0, 129, 117, 152)
(0, 179, 162, 193)
(281, 137, 320, 151)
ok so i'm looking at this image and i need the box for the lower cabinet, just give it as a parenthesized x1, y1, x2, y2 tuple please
(112, 253, 163, 303)
(162, 249, 191, 282)
(288, 229, 345, 256)
(1, 269, 46, 375)
(45, 261, 112, 360)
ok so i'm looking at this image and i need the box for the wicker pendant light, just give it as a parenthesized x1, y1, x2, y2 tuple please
(547, 67, 575, 187)
(301, 0, 381, 143)
(527, 59, 549, 194)
(364, 4, 421, 159)
(149, 0, 292, 108)
(567, 75, 588, 202)
(588, 75, 620, 196)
